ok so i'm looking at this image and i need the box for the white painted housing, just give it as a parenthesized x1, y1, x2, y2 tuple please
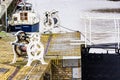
(8, 2, 39, 26)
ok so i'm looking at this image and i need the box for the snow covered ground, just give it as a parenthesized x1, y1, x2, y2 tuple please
(27, 0, 120, 44)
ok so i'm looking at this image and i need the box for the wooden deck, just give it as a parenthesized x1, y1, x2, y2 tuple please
(42, 31, 81, 57)
(0, 31, 81, 80)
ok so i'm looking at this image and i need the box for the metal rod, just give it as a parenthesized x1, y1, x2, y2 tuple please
(114, 18, 117, 43)
(70, 40, 85, 42)
(70, 43, 85, 45)
(117, 20, 120, 49)
(84, 19, 87, 47)
(90, 43, 118, 46)
(24, 64, 37, 80)
(5, 4, 7, 32)
(87, 45, 119, 49)
(89, 17, 92, 45)
(44, 34, 52, 55)
(80, 16, 120, 19)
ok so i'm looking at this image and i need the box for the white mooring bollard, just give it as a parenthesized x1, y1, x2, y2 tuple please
(43, 10, 61, 33)
(26, 33, 47, 66)
(11, 31, 47, 66)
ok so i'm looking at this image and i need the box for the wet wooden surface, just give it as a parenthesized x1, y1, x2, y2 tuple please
(0, 32, 81, 80)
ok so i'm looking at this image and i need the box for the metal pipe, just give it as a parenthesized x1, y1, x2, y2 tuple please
(87, 45, 119, 49)
(90, 43, 118, 46)
(5, 4, 7, 32)
(70, 40, 85, 42)
(89, 17, 92, 45)
(84, 18, 87, 47)
(114, 17, 117, 44)
(70, 43, 85, 45)
(117, 20, 120, 49)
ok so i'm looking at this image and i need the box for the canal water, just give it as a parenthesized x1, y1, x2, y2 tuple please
(28, 0, 120, 44)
